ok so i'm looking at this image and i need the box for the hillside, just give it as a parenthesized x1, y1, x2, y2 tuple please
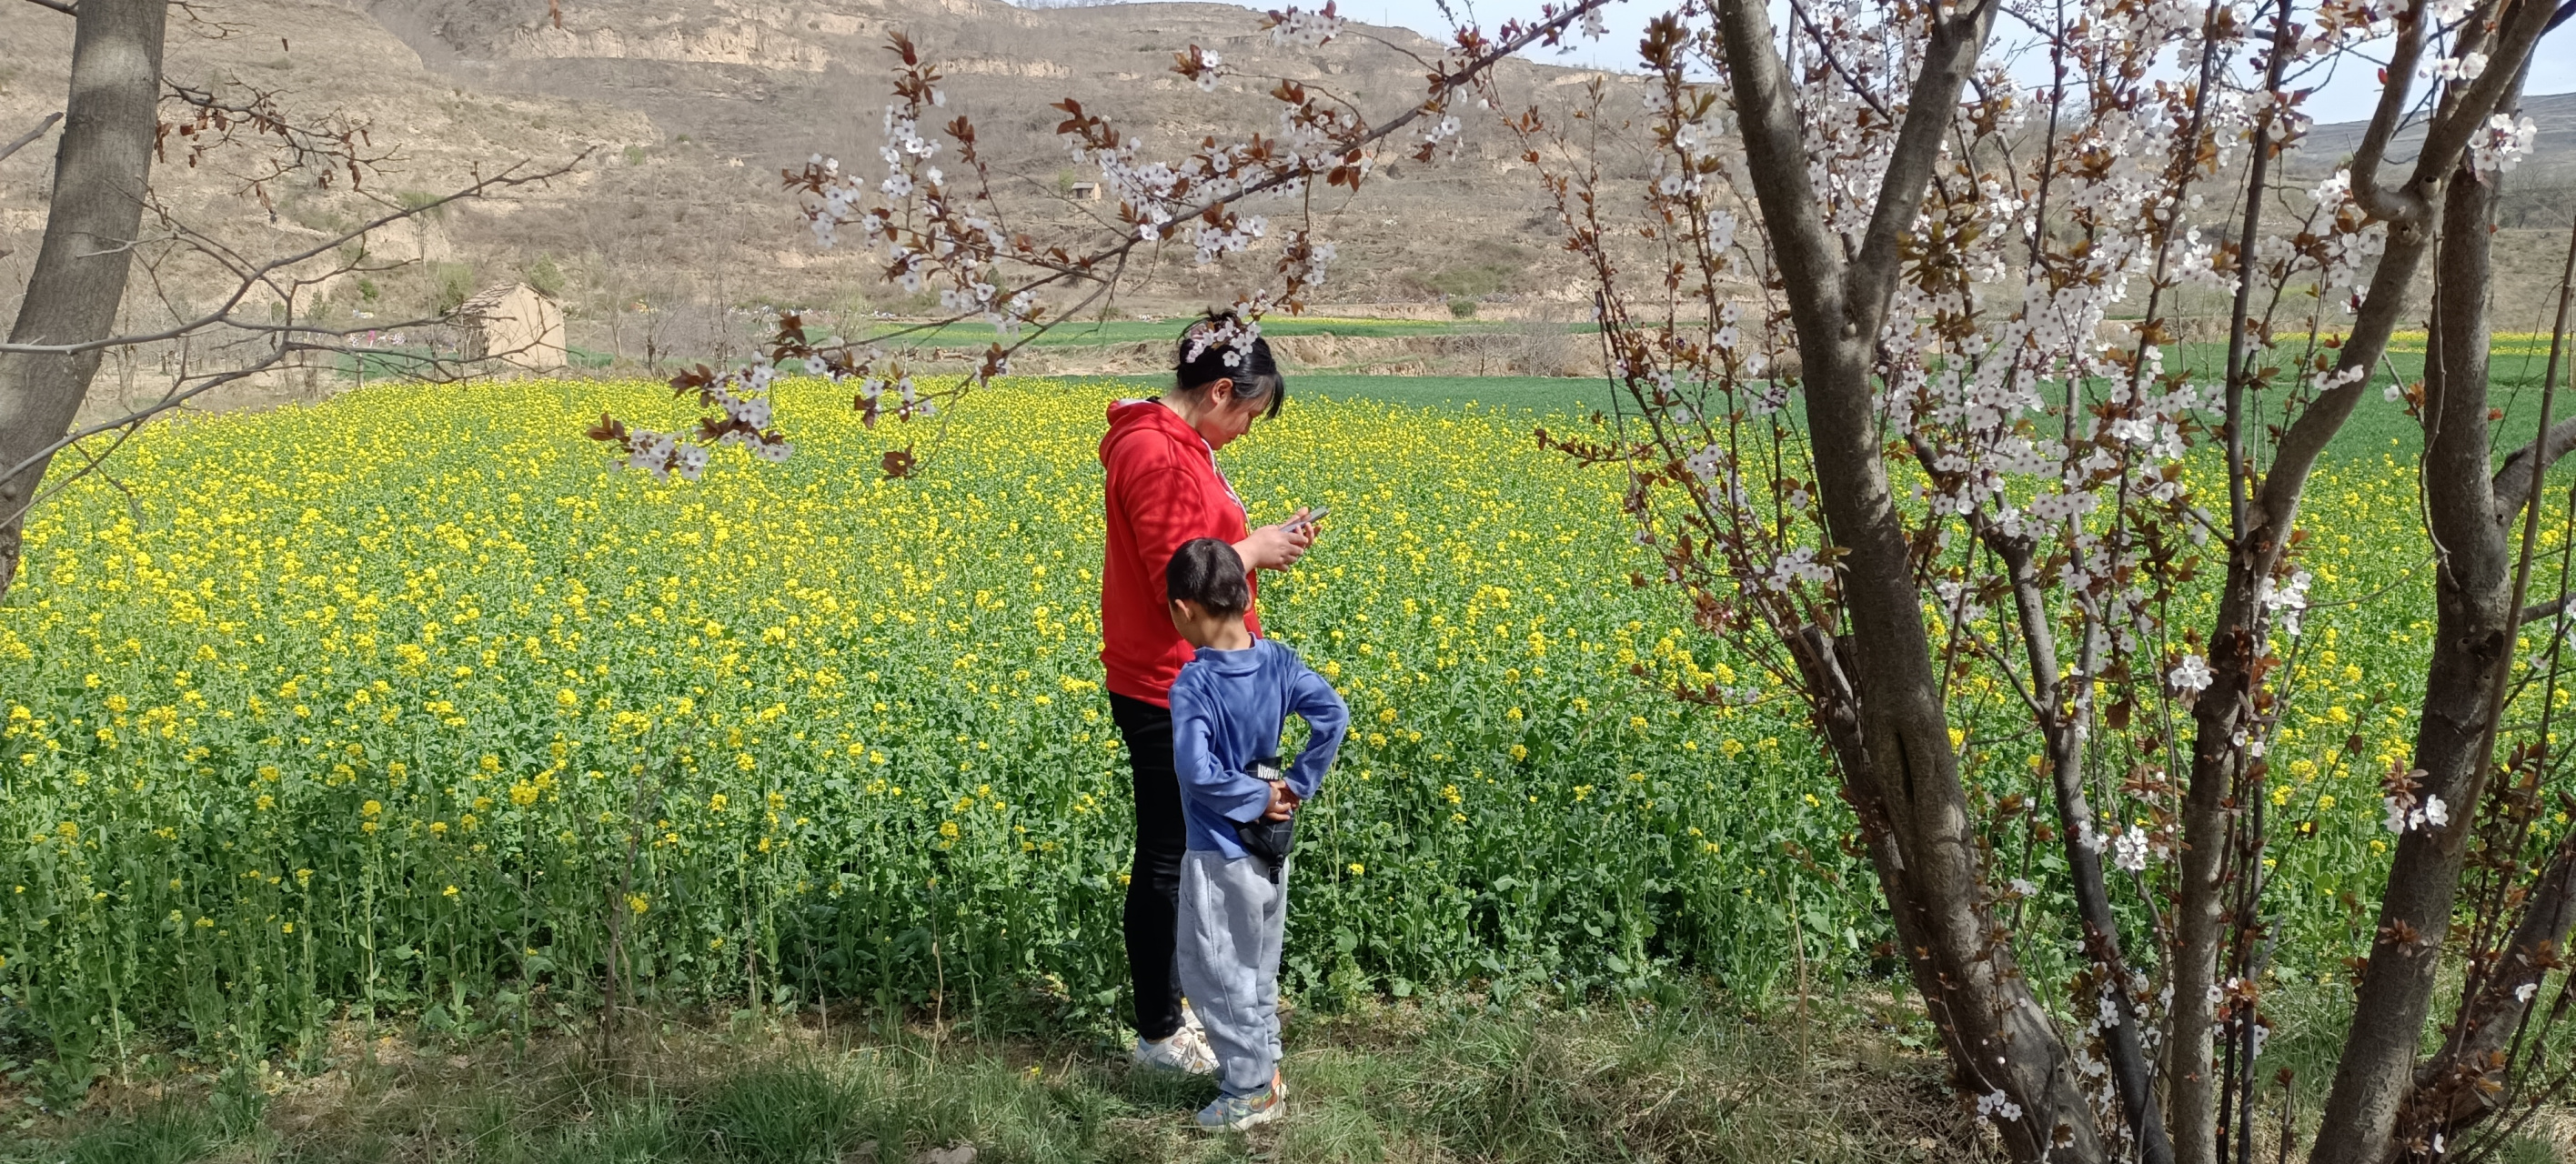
(2, 0, 2569, 398)
(2292, 89, 2576, 230)
(1, 0, 1632, 389)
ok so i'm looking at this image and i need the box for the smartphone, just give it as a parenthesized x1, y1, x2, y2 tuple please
(1283, 506, 1330, 534)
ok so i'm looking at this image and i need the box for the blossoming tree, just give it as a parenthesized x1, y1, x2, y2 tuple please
(1518, 0, 2569, 1159)
(669, 0, 2571, 1157)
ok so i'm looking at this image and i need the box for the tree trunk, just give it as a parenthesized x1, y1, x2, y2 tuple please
(2308, 123, 2518, 1164)
(1802, 336, 2107, 1161)
(2168, 104, 2451, 1164)
(2401, 196, 2576, 1150)
(1712, 0, 2100, 1153)
(0, 0, 167, 600)
(2403, 841, 2576, 1139)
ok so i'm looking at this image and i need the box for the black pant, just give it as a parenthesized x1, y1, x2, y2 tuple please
(1112, 691, 1188, 1041)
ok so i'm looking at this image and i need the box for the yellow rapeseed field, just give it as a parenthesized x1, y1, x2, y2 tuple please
(0, 373, 2472, 1079)
(0, 376, 1833, 1072)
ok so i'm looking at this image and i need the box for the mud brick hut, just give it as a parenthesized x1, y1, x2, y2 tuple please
(459, 283, 567, 372)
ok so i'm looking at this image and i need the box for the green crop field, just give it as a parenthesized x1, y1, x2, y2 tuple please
(0, 357, 2550, 1101)
(1283, 335, 2565, 457)
(867, 316, 1524, 348)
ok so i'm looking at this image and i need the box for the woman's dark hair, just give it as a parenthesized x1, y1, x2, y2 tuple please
(1166, 537, 1253, 617)
(1174, 310, 1286, 420)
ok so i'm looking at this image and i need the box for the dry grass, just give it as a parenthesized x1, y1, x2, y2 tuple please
(1, 988, 2005, 1164)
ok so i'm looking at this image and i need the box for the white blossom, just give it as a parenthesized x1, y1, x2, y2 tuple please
(2430, 51, 2490, 82)
(2114, 829, 2151, 873)
(2384, 793, 2449, 834)
(2471, 114, 2541, 176)
(2259, 570, 2314, 637)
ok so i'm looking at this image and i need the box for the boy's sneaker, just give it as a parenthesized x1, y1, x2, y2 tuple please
(1193, 1084, 1283, 1132)
(1132, 1026, 1217, 1075)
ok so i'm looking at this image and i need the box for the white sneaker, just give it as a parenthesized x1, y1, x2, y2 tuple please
(1132, 1025, 1217, 1075)
(1193, 1084, 1283, 1132)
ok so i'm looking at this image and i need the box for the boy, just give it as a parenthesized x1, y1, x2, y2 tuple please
(1162, 537, 1349, 1131)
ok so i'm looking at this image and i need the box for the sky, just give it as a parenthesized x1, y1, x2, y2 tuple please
(1348, 0, 2575, 124)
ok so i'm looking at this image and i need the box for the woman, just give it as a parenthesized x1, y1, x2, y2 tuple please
(1098, 313, 1315, 1072)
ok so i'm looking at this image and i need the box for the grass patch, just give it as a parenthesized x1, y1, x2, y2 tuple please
(0, 991, 2005, 1164)
(699, 1063, 866, 1161)
(60, 1106, 221, 1164)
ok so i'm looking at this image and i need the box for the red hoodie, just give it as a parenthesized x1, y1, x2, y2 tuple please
(1099, 398, 1261, 706)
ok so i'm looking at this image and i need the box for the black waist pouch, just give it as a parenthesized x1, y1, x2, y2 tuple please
(1231, 756, 1295, 884)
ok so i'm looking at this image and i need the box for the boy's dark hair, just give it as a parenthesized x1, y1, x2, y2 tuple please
(1166, 537, 1253, 617)
(1174, 309, 1286, 420)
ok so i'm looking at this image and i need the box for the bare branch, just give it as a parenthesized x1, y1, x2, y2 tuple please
(2493, 417, 2576, 520)
(0, 298, 542, 503)
(0, 154, 587, 357)
(157, 76, 394, 200)
(2515, 593, 2576, 626)
(2492, 196, 2576, 519)
(0, 350, 287, 528)
(0, 112, 64, 165)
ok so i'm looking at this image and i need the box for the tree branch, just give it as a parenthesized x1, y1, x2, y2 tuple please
(2405, 0, 2563, 195)
(2350, 0, 2432, 222)
(719, 0, 1620, 459)
(0, 358, 275, 529)
(1716, 0, 1847, 344)
(0, 112, 63, 166)
(2492, 188, 2576, 519)
(1846, 0, 2000, 333)
(1977, 524, 2171, 1160)
(18, 0, 75, 15)
(2516, 592, 2576, 626)
(0, 154, 586, 357)
(2492, 421, 2576, 523)
(2247, 0, 2556, 537)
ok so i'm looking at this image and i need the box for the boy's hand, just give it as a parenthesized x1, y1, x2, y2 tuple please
(1261, 779, 1296, 821)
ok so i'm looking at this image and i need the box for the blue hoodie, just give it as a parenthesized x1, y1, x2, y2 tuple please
(1168, 638, 1350, 858)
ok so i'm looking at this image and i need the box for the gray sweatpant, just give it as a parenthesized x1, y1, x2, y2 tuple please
(1176, 849, 1286, 1098)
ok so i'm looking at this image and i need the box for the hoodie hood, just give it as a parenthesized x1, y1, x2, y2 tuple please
(1190, 641, 1274, 679)
(1101, 398, 1202, 467)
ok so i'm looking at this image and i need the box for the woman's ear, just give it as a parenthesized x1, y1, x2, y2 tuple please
(1206, 376, 1235, 406)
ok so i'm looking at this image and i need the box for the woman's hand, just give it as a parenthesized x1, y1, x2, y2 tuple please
(1234, 508, 1318, 571)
